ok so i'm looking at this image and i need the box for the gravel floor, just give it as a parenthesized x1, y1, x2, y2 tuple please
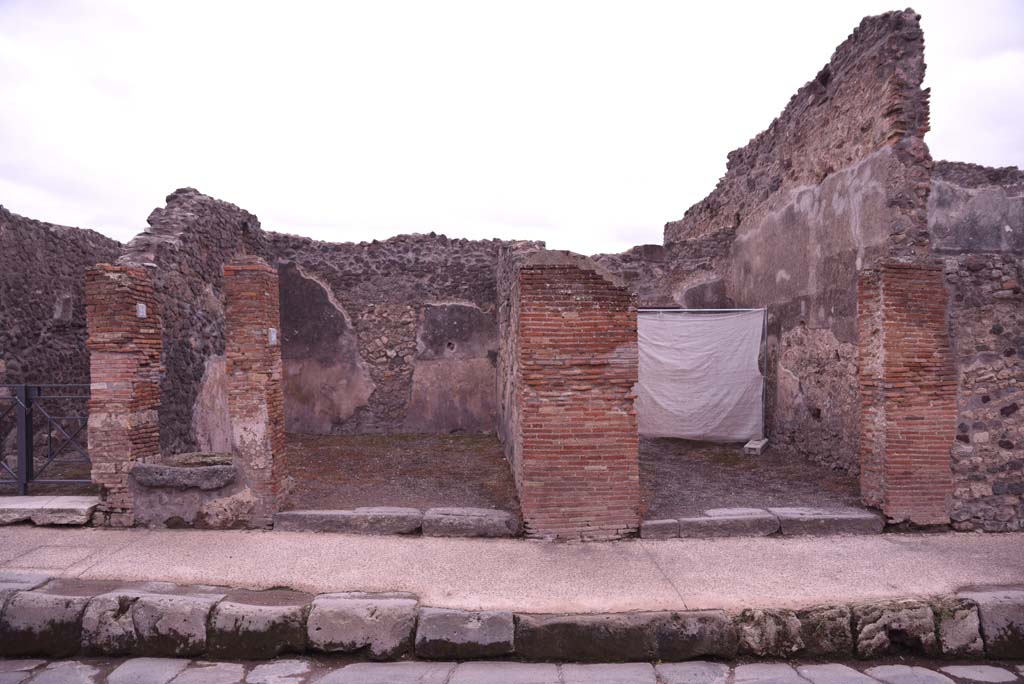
(282, 433, 520, 512)
(640, 437, 862, 519)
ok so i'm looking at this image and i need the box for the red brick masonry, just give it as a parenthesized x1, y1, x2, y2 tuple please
(224, 256, 286, 526)
(858, 262, 956, 525)
(86, 265, 163, 526)
(514, 263, 641, 540)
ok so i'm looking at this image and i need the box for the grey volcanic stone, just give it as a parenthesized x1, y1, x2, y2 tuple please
(415, 607, 514, 659)
(0, 497, 98, 526)
(864, 666, 955, 684)
(0, 571, 49, 610)
(307, 592, 418, 660)
(29, 661, 101, 684)
(677, 514, 779, 538)
(769, 507, 884, 536)
(207, 596, 308, 658)
(514, 612, 658, 661)
(853, 600, 938, 658)
(131, 463, 237, 490)
(81, 591, 143, 655)
(938, 666, 1018, 683)
(246, 660, 313, 684)
(959, 588, 1024, 658)
(172, 662, 245, 684)
(734, 664, 806, 684)
(640, 519, 679, 539)
(132, 592, 223, 657)
(654, 610, 738, 660)
(107, 658, 189, 684)
(0, 590, 89, 657)
(656, 662, 729, 684)
(0, 660, 45, 684)
(797, 605, 853, 657)
(561, 663, 656, 684)
(933, 597, 983, 657)
(422, 507, 519, 537)
(704, 507, 772, 517)
(450, 663, 559, 684)
(797, 664, 877, 684)
(320, 662, 455, 684)
(274, 508, 423, 535)
(736, 608, 803, 657)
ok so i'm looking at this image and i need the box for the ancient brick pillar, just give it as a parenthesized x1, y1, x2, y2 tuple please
(857, 262, 956, 525)
(86, 265, 162, 527)
(509, 257, 641, 540)
(224, 256, 285, 526)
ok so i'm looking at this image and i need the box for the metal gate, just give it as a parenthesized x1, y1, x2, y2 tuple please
(0, 384, 91, 495)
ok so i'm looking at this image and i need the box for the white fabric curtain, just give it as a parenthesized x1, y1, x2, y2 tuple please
(637, 310, 764, 442)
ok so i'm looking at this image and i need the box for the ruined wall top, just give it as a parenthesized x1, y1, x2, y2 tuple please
(933, 161, 1024, 190)
(665, 8, 930, 246)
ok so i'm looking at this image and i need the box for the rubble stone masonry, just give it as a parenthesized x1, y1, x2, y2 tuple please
(224, 256, 286, 526)
(85, 265, 162, 526)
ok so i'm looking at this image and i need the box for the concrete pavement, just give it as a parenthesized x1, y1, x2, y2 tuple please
(1, 526, 1022, 613)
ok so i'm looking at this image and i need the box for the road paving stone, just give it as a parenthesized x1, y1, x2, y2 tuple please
(448, 662, 559, 684)
(317, 662, 455, 684)
(865, 665, 956, 684)
(655, 662, 730, 684)
(797, 664, 878, 684)
(28, 661, 102, 684)
(170, 662, 245, 684)
(107, 658, 189, 684)
(938, 666, 1018, 683)
(246, 660, 312, 684)
(560, 663, 656, 684)
(734, 664, 808, 684)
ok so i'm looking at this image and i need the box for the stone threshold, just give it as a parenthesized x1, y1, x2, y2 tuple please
(1, 570, 1021, 662)
(0, 496, 99, 527)
(641, 507, 885, 539)
(273, 507, 521, 538)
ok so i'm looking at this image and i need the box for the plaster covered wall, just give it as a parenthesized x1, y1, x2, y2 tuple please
(597, 9, 933, 473)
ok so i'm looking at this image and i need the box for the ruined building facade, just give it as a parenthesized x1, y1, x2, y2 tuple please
(0, 9, 1020, 534)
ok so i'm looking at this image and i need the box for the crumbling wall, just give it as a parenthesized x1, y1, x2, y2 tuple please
(602, 10, 933, 474)
(498, 249, 641, 540)
(260, 232, 542, 434)
(933, 162, 1024, 531)
(0, 207, 121, 387)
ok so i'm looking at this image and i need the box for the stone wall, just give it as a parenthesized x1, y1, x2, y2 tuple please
(0, 207, 121, 387)
(498, 250, 641, 540)
(933, 163, 1024, 531)
(597, 9, 934, 475)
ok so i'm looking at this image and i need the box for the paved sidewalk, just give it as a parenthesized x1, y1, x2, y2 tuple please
(3, 657, 1023, 684)
(1, 526, 1022, 612)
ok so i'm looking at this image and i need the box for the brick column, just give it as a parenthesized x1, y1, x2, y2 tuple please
(86, 265, 162, 527)
(513, 262, 641, 540)
(857, 262, 956, 525)
(224, 256, 285, 526)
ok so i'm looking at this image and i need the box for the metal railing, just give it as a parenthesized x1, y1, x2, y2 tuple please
(0, 384, 91, 495)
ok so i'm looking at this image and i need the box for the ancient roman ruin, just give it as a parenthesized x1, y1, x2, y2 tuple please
(1, 9, 1022, 541)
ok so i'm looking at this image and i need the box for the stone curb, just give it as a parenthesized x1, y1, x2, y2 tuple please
(1, 572, 1020, 662)
(274, 506, 520, 538)
(641, 507, 885, 539)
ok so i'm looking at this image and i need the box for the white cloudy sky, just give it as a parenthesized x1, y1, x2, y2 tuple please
(1, 1, 1022, 254)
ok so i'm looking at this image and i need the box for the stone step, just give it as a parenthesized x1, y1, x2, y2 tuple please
(641, 507, 884, 540)
(274, 506, 519, 538)
(0, 495, 99, 526)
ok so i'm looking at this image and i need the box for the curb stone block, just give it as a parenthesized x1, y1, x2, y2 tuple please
(0, 571, 51, 614)
(769, 507, 884, 536)
(796, 605, 853, 657)
(640, 519, 679, 539)
(656, 662, 729, 684)
(678, 514, 779, 538)
(422, 507, 519, 537)
(207, 598, 308, 659)
(933, 597, 984, 658)
(853, 600, 938, 658)
(654, 610, 738, 660)
(131, 593, 223, 657)
(415, 607, 514, 659)
(0, 590, 90, 657)
(514, 612, 658, 661)
(736, 608, 803, 657)
(81, 592, 143, 655)
(307, 592, 418, 660)
(958, 589, 1024, 659)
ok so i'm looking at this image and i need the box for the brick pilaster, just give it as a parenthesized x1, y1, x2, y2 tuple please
(224, 256, 285, 526)
(857, 262, 956, 525)
(85, 265, 162, 527)
(514, 264, 641, 540)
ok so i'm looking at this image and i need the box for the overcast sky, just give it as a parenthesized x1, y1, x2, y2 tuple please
(1, 1, 1022, 254)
